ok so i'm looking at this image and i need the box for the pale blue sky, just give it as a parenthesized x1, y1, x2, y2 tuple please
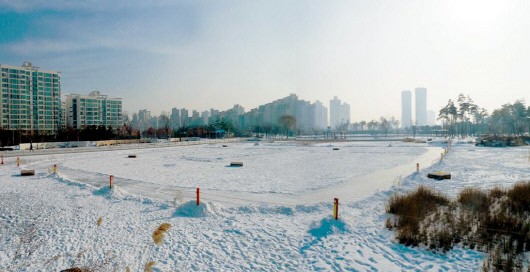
(1, 0, 528, 121)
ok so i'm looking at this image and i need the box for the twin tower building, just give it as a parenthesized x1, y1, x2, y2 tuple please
(401, 88, 427, 128)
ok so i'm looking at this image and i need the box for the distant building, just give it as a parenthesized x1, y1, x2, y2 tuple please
(401, 90, 412, 128)
(180, 108, 189, 126)
(158, 111, 170, 129)
(170, 107, 181, 129)
(137, 109, 151, 131)
(330, 96, 350, 129)
(220, 104, 245, 129)
(65, 91, 123, 130)
(201, 110, 210, 125)
(313, 100, 328, 130)
(427, 110, 436, 126)
(242, 94, 328, 133)
(0, 62, 61, 134)
(209, 108, 220, 124)
(415, 87, 427, 126)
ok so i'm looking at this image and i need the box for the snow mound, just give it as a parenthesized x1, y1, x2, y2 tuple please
(174, 201, 210, 217)
(308, 217, 349, 239)
(93, 185, 127, 199)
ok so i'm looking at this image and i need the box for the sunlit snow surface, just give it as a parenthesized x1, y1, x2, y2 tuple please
(1, 140, 528, 271)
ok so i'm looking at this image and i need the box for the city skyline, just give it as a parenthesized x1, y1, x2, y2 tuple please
(1, 1, 529, 121)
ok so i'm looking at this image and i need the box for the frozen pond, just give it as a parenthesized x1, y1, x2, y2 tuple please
(21, 140, 442, 204)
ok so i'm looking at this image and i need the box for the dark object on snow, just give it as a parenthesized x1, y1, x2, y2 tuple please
(20, 169, 35, 176)
(61, 268, 90, 272)
(128, 154, 137, 158)
(427, 171, 451, 180)
(229, 162, 243, 167)
(222, 145, 228, 147)
(476, 135, 529, 147)
(333, 147, 340, 150)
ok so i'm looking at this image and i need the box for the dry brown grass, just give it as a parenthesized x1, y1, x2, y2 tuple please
(506, 182, 530, 214)
(151, 223, 172, 246)
(458, 188, 489, 214)
(386, 186, 450, 246)
(386, 181, 530, 268)
(144, 261, 156, 272)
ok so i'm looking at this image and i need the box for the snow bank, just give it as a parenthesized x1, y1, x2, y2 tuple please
(174, 201, 210, 217)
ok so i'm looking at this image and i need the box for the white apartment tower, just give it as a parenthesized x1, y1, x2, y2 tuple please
(330, 96, 350, 129)
(401, 90, 412, 128)
(0, 62, 61, 134)
(415, 87, 427, 126)
(313, 100, 328, 129)
(65, 91, 123, 129)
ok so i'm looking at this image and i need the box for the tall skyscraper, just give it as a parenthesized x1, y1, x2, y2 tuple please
(0, 62, 61, 134)
(401, 90, 412, 128)
(415, 87, 427, 126)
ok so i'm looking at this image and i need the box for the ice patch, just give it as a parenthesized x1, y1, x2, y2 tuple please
(174, 201, 210, 217)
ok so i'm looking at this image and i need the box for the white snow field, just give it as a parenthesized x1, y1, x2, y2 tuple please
(1, 140, 529, 271)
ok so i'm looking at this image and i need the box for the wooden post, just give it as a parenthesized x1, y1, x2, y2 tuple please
(416, 163, 419, 173)
(16, 157, 20, 167)
(1, 155, 3, 165)
(109, 175, 113, 189)
(333, 198, 339, 220)
(196, 188, 200, 206)
(53, 164, 57, 174)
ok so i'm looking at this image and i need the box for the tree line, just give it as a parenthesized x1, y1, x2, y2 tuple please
(438, 93, 529, 137)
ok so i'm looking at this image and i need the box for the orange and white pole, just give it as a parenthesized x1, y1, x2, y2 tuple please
(109, 175, 114, 189)
(196, 188, 200, 206)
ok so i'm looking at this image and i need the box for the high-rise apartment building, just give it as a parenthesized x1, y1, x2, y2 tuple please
(313, 100, 328, 129)
(415, 87, 427, 126)
(180, 108, 189, 126)
(65, 91, 123, 129)
(401, 90, 412, 128)
(170, 107, 181, 129)
(0, 62, 61, 134)
(330, 96, 350, 128)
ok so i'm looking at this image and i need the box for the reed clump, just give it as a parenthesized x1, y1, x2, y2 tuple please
(386, 181, 530, 270)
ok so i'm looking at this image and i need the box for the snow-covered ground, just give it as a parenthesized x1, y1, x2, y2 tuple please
(0, 140, 528, 271)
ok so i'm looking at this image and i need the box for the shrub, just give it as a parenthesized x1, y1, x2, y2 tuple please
(458, 188, 489, 214)
(506, 181, 530, 214)
(387, 186, 449, 246)
(386, 182, 530, 262)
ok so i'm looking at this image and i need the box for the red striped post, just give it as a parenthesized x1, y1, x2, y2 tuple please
(333, 198, 339, 220)
(53, 164, 57, 174)
(196, 188, 200, 206)
(109, 175, 114, 189)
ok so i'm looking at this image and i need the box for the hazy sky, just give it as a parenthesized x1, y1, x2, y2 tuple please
(1, 0, 528, 121)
